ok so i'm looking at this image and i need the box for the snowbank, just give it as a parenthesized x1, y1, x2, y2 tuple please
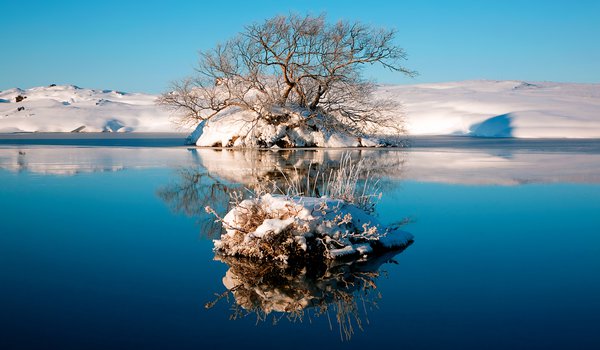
(213, 194, 413, 262)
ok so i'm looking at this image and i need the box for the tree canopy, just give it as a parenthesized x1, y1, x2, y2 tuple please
(159, 14, 415, 145)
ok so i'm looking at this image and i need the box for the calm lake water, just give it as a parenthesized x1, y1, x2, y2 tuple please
(1, 143, 600, 349)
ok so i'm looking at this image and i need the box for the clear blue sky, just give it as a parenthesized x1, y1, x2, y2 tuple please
(1, 0, 598, 93)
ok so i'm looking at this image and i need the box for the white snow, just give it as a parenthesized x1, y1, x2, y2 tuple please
(252, 217, 296, 239)
(2, 80, 599, 139)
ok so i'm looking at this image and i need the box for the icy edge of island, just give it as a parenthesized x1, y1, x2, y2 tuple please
(185, 110, 401, 148)
(212, 194, 413, 263)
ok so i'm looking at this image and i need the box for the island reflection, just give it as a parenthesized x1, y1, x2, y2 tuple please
(207, 247, 410, 341)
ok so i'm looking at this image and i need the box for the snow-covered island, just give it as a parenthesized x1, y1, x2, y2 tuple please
(2, 80, 599, 142)
(213, 194, 413, 262)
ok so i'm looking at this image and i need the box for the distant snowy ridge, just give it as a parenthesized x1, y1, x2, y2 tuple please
(1, 80, 599, 138)
(0, 85, 182, 133)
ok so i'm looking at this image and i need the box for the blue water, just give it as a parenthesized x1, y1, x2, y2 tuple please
(1, 148, 599, 349)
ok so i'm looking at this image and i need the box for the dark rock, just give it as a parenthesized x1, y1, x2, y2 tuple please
(17, 106, 25, 111)
(275, 138, 291, 148)
(15, 95, 27, 103)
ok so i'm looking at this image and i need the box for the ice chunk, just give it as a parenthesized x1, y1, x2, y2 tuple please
(378, 229, 414, 249)
(329, 245, 356, 258)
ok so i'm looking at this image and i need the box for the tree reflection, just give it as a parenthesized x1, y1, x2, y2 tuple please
(157, 149, 406, 238)
(157, 168, 240, 238)
(206, 247, 410, 341)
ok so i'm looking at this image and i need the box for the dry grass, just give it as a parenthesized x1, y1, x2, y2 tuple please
(274, 152, 382, 213)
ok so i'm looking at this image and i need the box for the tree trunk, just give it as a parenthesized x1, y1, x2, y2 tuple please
(309, 86, 324, 111)
(281, 84, 294, 104)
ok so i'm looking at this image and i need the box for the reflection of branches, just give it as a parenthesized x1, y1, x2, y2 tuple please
(157, 168, 242, 238)
(207, 248, 409, 341)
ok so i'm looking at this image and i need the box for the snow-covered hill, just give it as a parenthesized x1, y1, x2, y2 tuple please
(1, 81, 599, 138)
(381, 80, 600, 138)
(0, 85, 181, 133)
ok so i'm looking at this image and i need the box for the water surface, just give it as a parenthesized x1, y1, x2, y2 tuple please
(1, 145, 599, 349)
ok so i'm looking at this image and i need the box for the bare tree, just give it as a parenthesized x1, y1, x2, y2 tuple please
(159, 13, 415, 144)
